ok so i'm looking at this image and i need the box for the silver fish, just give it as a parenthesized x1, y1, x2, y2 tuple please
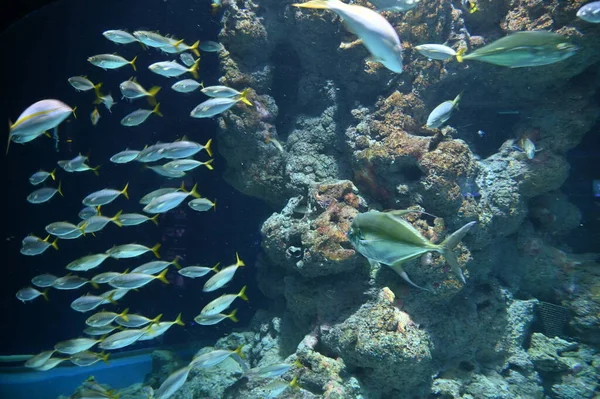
(55, 338, 101, 355)
(148, 60, 199, 79)
(178, 262, 220, 278)
(106, 243, 161, 259)
(27, 182, 63, 204)
(16, 287, 48, 303)
(414, 44, 457, 60)
(577, 1, 600, 23)
(171, 79, 202, 93)
(31, 273, 58, 287)
(66, 253, 111, 272)
(88, 54, 137, 70)
(121, 103, 163, 127)
(108, 269, 169, 289)
(82, 183, 129, 206)
(143, 184, 200, 214)
(203, 252, 245, 292)
(190, 346, 245, 368)
(110, 149, 140, 164)
(190, 94, 252, 118)
(198, 41, 225, 52)
(188, 197, 216, 212)
(29, 169, 56, 185)
(103, 29, 139, 44)
(200, 285, 248, 315)
(426, 93, 461, 128)
(117, 213, 159, 226)
(139, 187, 179, 204)
(154, 366, 192, 399)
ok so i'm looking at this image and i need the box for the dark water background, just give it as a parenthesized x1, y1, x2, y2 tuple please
(0, 0, 272, 356)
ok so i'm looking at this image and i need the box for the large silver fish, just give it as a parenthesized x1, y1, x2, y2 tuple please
(347, 210, 476, 290)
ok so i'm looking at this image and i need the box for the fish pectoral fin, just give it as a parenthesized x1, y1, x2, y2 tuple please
(389, 262, 430, 291)
(442, 249, 466, 284)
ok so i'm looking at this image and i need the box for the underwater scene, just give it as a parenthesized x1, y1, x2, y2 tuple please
(1, 0, 600, 398)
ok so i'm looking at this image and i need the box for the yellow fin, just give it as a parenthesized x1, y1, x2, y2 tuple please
(172, 256, 182, 269)
(204, 138, 213, 157)
(238, 88, 253, 106)
(49, 168, 57, 181)
(57, 181, 64, 197)
(152, 103, 163, 117)
(190, 183, 201, 199)
(456, 47, 466, 63)
(292, 0, 331, 9)
(150, 214, 159, 226)
(51, 237, 59, 251)
(121, 182, 129, 199)
(130, 56, 138, 71)
(235, 252, 245, 267)
(189, 59, 200, 80)
(156, 268, 169, 284)
(119, 308, 129, 322)
(151, 243, 161, 259)
(190, 40, 200, 57)
(211, 262, 221, 273)
(146, 86, 162, 107)
(91, 165, 101, 176)
(111, 210, 123, 227)
(174, 312, 184, 326)
(238, 285, 248, 301)
(202, 159, 214, 170)
(228, 309, 239, 322)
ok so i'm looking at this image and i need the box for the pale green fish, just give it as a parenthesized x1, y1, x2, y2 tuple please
(160, 38, 200, 57)
(426, 93, 461, 128)
(80, 211, 124, 234)
(103, 29, 139, 44)
(110, 149, 140, 164)
(31, 273, 58, 287)
(135, 143, 170, 163)
(414, 44, 457, 60)
(456, 31, 578, 67)
(244, 360, 298, 379)
(260, 376, 300, 398)
(82, 183, 129, 206)
(29, 168, 56, 185)
(293, 0, 403, 73)
(154, 365, 192, 399)
(84, 324, 121, 336)
(147, 164, 186, 178)
(57, 228, 85, 240)
(199, 41, 224, 52)
(143, 184, 201, 214)
(148, 59, 199, 79)
(25, 350, 55, 368)
(53, 275, 93, 290)
(119, 78, 161, 104)
(91, 270, 129, 284)
(79, 206, 100, 220)
(190, 345, 245, 368)
(200, 85, 245, 98)
(117, 213, 159, 226)
(132, 30, 174, 48)
(132, 258, 180, 275)
(98, 327, 147, 350)
(71, 292, 115, 313)
(45, 221, 83, 237)
(67, 253, 111, 272)
(88, 54, 137, 70)
(65, 162, 100, 175)
(70, 351, 109, 367)
(58, 154, 89, 172)
(190, 91, 252, 118)
(194, 309, 238, 325)
(106, 243, 161, 259)
(91, 107, 100, 126)
(86, 309, 129, 327)
(55, 338, 102, 355)
(138, 314, 184, 341)
(121, 103, 163, 127)
(171, 79, 202, 93)
(577, 2, 600, 23)
(16, 287, 48, 303)
(95, 93, 116, 112)
(347, 210, 476, 289)
(180, 53, 196, 67)
(20, 234, 59, 256)
(115, 313, 162, 328)
(108, 269, 169, 289)
(200, 285, 248, 315)
(203, 252, 245, 292)
(368, 0, 419, 11)
(178, 262, 220, 279)
(33, 357, 68, 371)
(139, 187, 179, 204)
(188, 197, 216, 212)
(514, 137, 538, 159)
(162, 158, 214, 172)
(27, 182, 63, 204)
(162, 138, 213, 159)
(68, 76, 102, 92)
(8, 99, 74, 154)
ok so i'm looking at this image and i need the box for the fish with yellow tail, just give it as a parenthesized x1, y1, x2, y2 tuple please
(88, 54, 137, 71)
(292, 0, 403, 73)
(190, 89, 252, 118)
(121, 103, 163, 127)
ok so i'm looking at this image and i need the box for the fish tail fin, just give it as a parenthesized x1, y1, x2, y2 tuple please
(92, 164, 101, 176)
(212, 198, 217, 211)
(203, 159, 214, 170)
(174, 312, 184, 326)
(234, 345, 245, 359)
(235, 252, 245, 267)
(146, 86, 161, 106)
(189, 59, 200, 80)
(190, 183, 201, 199)
(228, 309, 239, 322)
(78, 221, 88, 236)
(112, 210, 124, 227)
(130, 56, 138, 71)
(179, 181, 187, 192)
(50, 168, 57, 181)
(156, 268, 169, 284)
(453, 90, 464, 110)
(238, 285, 248, 301)
(93, 82, 103, 96)
(121, 182, 130, 199)
(150, 243, 161, 259)
(71, 106, 78, 119)
(290, 376, 300, 389)
(455, 47, 466, 63)
(204, 138, 213, 157)
(51, 237, 59, 251)
(442, 250, 466, 284)
(150, 214, 159, 226)
(190, 40, 200, 57)
(172, 256, 182, 269)
(238, 88, 253, 106)
(41, 289, 50, 301)
(120, 308, 129, 321)
(152, 103, 163, 117)
(211, 3, 220, 14)
(292, 0, 332, 9)
(91, 282, 100, 289)
(469, 1, 478, 13)
(211, 262, 221, 273)
(57, 180, 64, 197)
(100, 352, 110, 364)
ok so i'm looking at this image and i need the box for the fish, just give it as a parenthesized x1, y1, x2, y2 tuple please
(180, 53, 196, 67)
(456, 31, 578, 68)
(70, 351, 110, 367)
(146, 164, 187, 178)
(200, 85, 246, 98)
(426, 92, 461, 129)
(131, 258, 181, 275)
(31, 273, 58, 287)
(61, 160, 100, 175)
(33, 357, 68, 371)
(29, 169, 56, 185)
(98, 327, 147, 350)
(68, 76, 103, 93)
(244, 360, 298, 379)
(71, 292, 116, 313)
(53, 228, 84, 240)
(80, 211, 124, 234)
(139, 187, 179, 204)
(199, 41, 225, 52)
(106, 243, 161, 259)
(91, 270, 129, 284)
(84, 325, 121, 336)
(260, 376, 300, 398)
(414, 44, 457, 60)
(577, 1, 600, 23)
(79, 206, 100, 220)
(160, 39, 201, 57)
(162, 159, 214, 172)
(203, 252, 245, 292)
(86, 309, 129, 327)
(477, 130, 485, 137)
(368, 0, 420, 12)
(171, 79, 202, 93)
(16, 287, 48, 303)
(53, 275, 94, 290)
(347, 210, 476, 289)
(162, 138, 213, 159)
(90, 107, 101, 126)
(103, 29, 139, 44)
(148, 59, 200, 79)
(154, 365, 192, 399)
(82, 183, 129, 206)
(190, 91, 252, 118)
(461, 0, 478, 13)
(133, 30, 177, 48)
(117, 213, 159, 226)
(137, 313, 184, 341)
(178, 262, 220, 278)
(55, 338, 102, 355)
(513, 137, 538, 159)
(190, 346, 245, 368)
(292, 0, 403, 73)
(109, 269, 169, 289)
(88, 54, 137, 70)
(110, 149, 140, 164)
(143, 183, 201, 214)
(25, 350, 56, 368)
(135, 143, 171, 163)
(119, 78, 161, 105)
(20, 234, 59, 256)
(121, 103, 163, 127)
(115, 313, 162, 328)
(200, 286, 248, 316)
(45, 221, 84, 237)
(188, 197, 217, 212)
(66, 253, 111, 272)
(95, 93, 116, 112)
